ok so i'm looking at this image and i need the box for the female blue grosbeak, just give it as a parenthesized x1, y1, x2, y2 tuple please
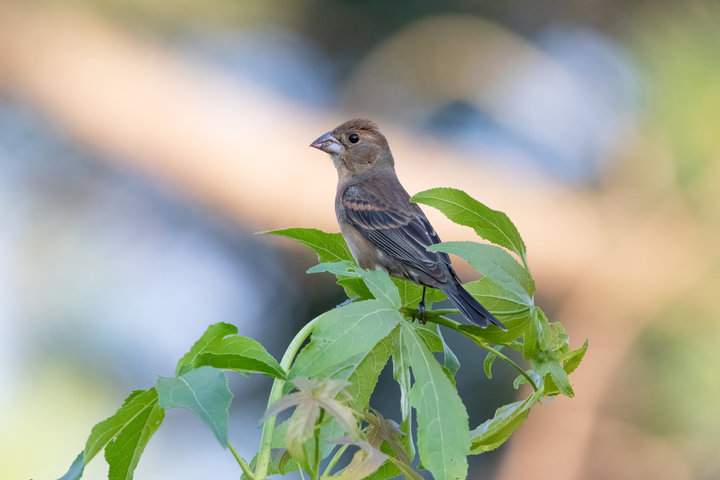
(311, 118, 505, 330)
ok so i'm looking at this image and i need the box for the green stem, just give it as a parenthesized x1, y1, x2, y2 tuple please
(477, 340, 538, 392)
(321, 444, 349, 478)
(255, 318, 320, 479)
(229, 441, 255, 480)
(433, 314, 539, 392)
(312, 410, 325, 480)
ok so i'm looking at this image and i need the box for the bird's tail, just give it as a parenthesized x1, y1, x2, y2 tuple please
(443, 284, 506, 330)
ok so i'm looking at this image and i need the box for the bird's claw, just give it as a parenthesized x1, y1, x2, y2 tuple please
(416, 302, 427, 324)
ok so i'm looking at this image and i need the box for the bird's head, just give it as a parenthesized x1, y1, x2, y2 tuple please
(310, 118, 394, 177)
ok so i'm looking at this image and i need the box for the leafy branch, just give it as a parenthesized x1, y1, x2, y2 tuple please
(57, 187, 586, 480)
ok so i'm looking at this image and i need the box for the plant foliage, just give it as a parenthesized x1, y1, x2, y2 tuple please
(58, 187, 586, 480)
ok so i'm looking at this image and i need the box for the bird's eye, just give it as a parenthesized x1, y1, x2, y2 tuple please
(348, 133, 359, 144)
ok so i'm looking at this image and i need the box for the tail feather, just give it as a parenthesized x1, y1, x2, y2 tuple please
(443, 284, 506, 330)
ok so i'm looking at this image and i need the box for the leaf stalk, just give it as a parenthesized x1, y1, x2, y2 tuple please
(255, 318, 320, 479)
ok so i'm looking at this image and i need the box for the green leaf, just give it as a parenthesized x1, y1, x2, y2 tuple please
(470, 391, 541, 454)
(307, 260, 357, 277)
(310, 261, 402, 308)
(58, 452, 84, 480)
(346, 335, 393, 411)
(483, 350, 497, 379)
(464, 277, 533, 313)
(84, 389, 164, 464)
(308, 260, 372, 301)
(360, 269, 401, 308)
(411, 187, 527, 264)
(336, 277, 374, 301)
(534, 307, 555, 351)
(437, 327, 461, 377)
(522, 313, 539, 360)
(400, 322, 470, 480)
(561, 339, 589, 375)
(265, 228, 353, 263)
(287, 300, 403, 390)
(101, 388, 165, 480)
(534, 356, 575, 398)
(413, 321, 444, 352)
(156, 366, 232, 447)
(175, 323, 284, 378)
(176, 323, 238, 376)
(428, 241, 535, 299)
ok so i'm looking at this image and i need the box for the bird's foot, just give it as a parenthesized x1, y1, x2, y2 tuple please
(416, 300, 427, 324)
(415, 286, 428, 324)
(336, 296, 360, 308)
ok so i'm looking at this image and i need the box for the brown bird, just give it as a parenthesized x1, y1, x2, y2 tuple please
(310, 118, 505, 329)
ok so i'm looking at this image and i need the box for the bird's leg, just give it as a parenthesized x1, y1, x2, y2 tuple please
(417, 287, 427, 324)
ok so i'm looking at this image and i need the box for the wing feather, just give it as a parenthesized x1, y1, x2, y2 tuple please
(342, 184, 451, 283)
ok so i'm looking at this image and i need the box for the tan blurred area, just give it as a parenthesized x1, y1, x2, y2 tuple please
(1, 2, 718, 479)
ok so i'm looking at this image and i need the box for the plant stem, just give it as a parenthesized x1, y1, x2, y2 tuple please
(313, 410, 325, 480)
(229, 441, 255, 480)
(322, 444, 349, 478)
(432, 314, 539, 392)
(255, 318, 319, 479)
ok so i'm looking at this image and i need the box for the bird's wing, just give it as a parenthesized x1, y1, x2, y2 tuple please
(342, 183, 452, 283)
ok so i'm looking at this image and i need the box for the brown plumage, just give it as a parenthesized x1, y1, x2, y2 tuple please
(310, 118, 505, 329)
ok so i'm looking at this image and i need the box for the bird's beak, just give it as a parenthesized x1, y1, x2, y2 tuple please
(310, 131, 342, 154)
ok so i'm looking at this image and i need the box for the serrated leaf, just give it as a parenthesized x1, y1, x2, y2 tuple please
(287, 300, 403, 390)
(464, 277, 533, 311)
(310, 262, 401, 308)
(307, 260, 357, 277)
(534, 307, 554, 351)
(429, 241, 534, 299)
(58, 452, 84, 480)
(561, 339, 588, 375)
(413, 322, 444, 352)
(456, 308, 532, 347)
(360, 269, 401, 308)
(346, 335, 393, 411)
(176, 323, 238, 376)
(84, 389, 163, 464)
(265, 228, 353, 263)
(470, 391, 541, 454)
(175, 323, 284, 379)
(156, 366, 232, 447)
(102, 388, 165, 480)
(336, 277, 374, 301)
(401, 322, 470, 480)
(546, 359, 575, 397)
(411, 187, 527, 263)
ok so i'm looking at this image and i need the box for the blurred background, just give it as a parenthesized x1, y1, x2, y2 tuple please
(1, 0, 718, 479)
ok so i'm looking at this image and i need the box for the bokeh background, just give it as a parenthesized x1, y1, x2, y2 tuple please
(1, 0, 719, 479)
